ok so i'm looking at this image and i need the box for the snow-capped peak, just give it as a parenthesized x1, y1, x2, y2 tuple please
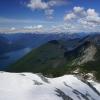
(0, 71, 100, 100)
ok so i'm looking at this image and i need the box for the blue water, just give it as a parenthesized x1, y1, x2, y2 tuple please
(0, 48, 31, 70)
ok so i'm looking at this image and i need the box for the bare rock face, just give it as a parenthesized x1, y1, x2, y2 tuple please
(77, 45, 97, 65)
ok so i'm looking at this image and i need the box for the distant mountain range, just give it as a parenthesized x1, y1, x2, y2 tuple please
(0, 33, 85, 54)
(8, 33, 100, 81)
(1, 33, 100, 100)
(0, 33, 86, 69)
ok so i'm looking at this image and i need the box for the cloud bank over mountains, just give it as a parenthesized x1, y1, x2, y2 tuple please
(64, 7, 100, 26)
(1, 4, 100, 33)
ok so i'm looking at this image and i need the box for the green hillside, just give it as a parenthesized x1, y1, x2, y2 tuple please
(8, 38, 100, 80)
(8, 40, 75, 76)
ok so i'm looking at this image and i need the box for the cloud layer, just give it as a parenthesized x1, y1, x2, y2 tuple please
(64, 6, 100, 32)
(64, 7, 100, 26)
(27, 0, 48, 10)
(1, 6, 100, 33)
(27, 0, 67, 19)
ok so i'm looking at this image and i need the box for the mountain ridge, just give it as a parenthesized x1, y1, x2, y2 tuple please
(0, 71, 100, 100)
(8, 34, 100, 80)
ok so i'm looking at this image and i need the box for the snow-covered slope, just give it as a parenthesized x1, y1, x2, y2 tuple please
(0, 72, 100, 100)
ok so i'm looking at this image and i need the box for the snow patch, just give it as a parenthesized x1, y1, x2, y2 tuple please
(0, 72, 100, 100)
